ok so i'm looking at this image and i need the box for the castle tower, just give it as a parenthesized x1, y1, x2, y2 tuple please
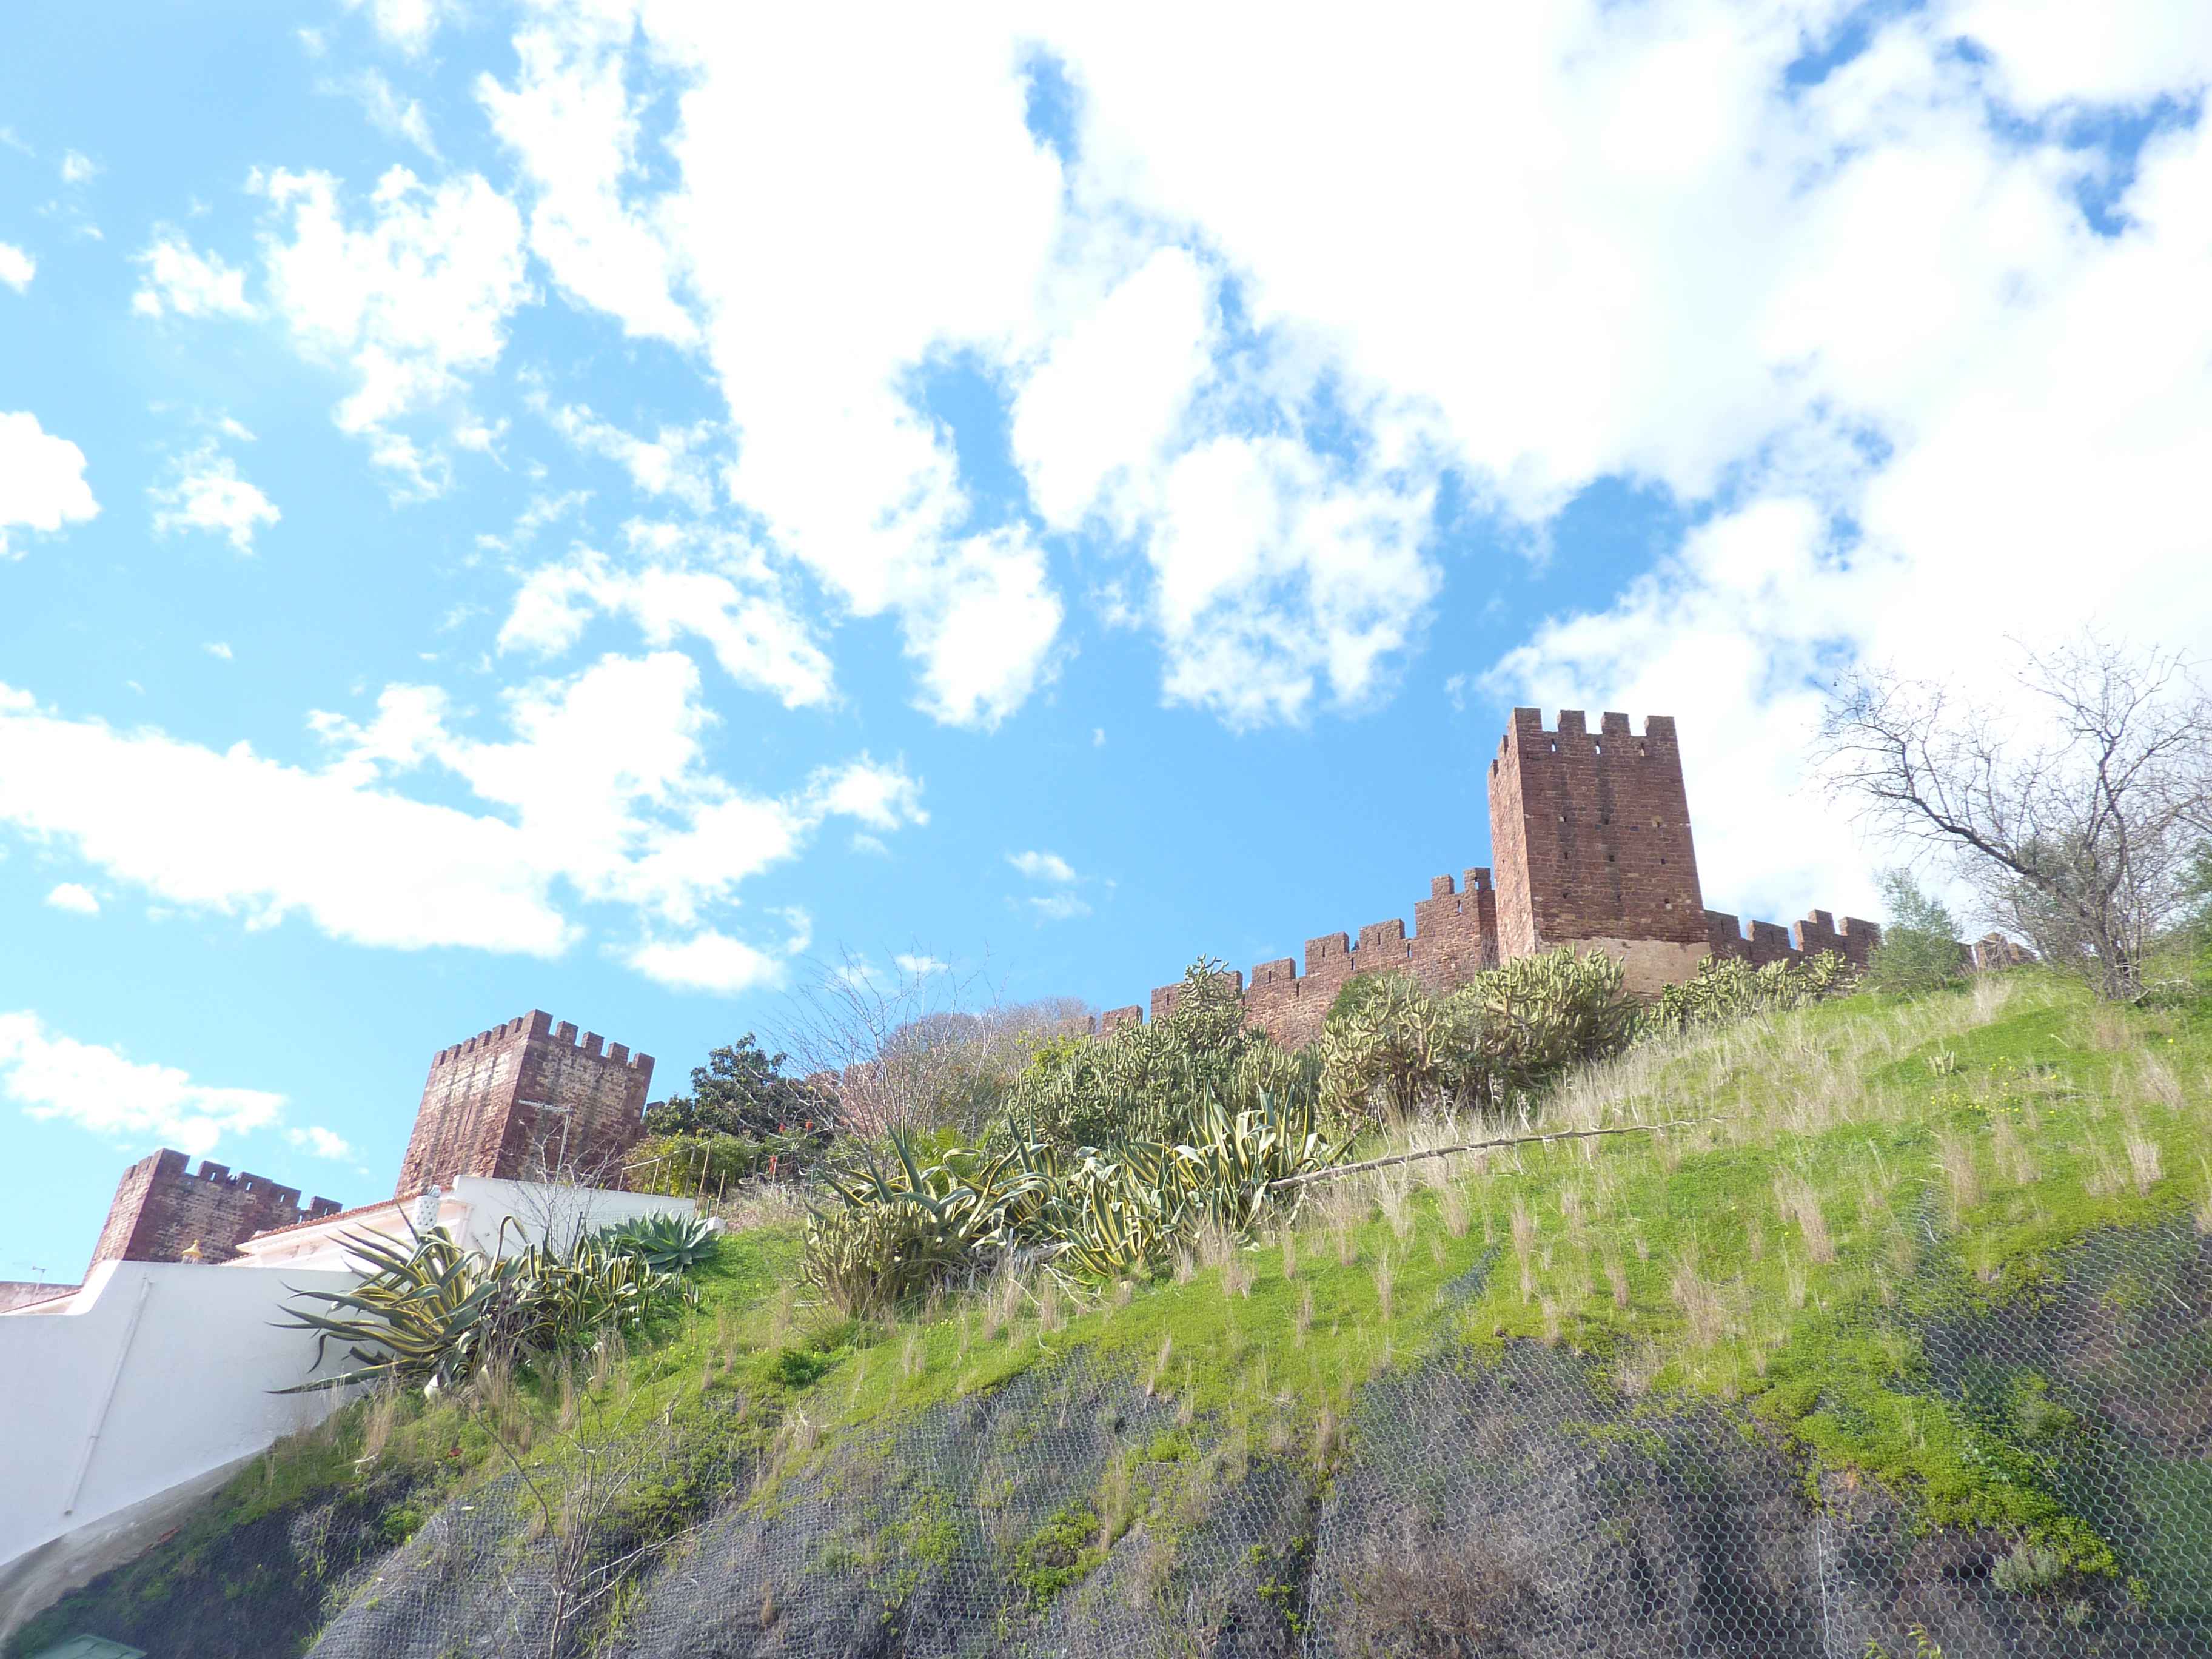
(91, 1149, 341, 1266)
(1487, 709, 1711, 994)
(395, 1011, 655, 1199)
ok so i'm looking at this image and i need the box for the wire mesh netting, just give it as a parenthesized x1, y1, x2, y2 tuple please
(15, 1218, 2210, 1658)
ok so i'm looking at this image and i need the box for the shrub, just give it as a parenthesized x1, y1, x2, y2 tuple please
(277, 1222, 702, 1395)
(1005, 959, 1305, 1150)
(1442, 947, 1641, 1105)
(1647, 951, 1855, 1035)
(1318, 972, 1460, 1126)
(625, 1129, 821, 1196)
(641, 1033, 821, 1139)
(800, 1068, 1342, 1313)
(1865, 868, 1968, 997)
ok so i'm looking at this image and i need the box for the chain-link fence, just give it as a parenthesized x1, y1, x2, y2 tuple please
(15, 1219, 2208, 1658)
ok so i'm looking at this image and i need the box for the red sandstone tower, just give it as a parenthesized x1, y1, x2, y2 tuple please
(1487, 709, 1712, 996)
(395, 1011, 654, 1198)
(90, 1151, 342, 1267)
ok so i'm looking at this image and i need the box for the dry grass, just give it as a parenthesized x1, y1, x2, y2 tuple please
(982, 1261, 1022, 1341)
(358, 1384, 403, 1466)
(1667, 1246, 1729, 1347)
(1937, 1130, 1983, 1215)
(2086, 1004, 2131, 1051)
(1296, 1282, 1315, 1346)
(1773, 1171, 1835, 1264)
(1439, 1179, 1470, 1239)
(2126, 1127, 2164, 1198)
(1510, 1195, 1537, 1303)
(1602, 1247, 1630, 1310)
(1991, 1117, 2040, 1187)
(2133, 1055, 2185, 1111)
(710, 1182, 806, 1233)
(1560, 1185, 1587, 1248)
(2082, 1142, 2128, 1199)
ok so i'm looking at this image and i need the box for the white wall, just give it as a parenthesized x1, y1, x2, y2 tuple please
(0, 1258, 361, 1615)
(446, 1176, 697, 1258)
(233, 1179, 697, 1272)
(0, 1181, 702, 1637)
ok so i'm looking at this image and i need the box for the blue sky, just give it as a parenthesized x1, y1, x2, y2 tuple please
(3, 2, 2208, 1282)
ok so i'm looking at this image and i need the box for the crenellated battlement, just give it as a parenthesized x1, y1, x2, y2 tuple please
(92, 1147, 343, 1267)
(1704, 907, 1882, 970)
(400, 1010, 656, 1198)
(1103, 708, 1892, 1044)
(1490, 707, 1681, 769)
(429, 1010, 649, 1073)
(1118, 866, 1500, 1047)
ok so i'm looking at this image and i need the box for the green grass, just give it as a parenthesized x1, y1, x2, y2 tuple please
(782, 964, 2212, 1567)
(18, 957, 2211, 1654)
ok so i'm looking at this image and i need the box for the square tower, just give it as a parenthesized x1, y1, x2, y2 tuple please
(396, 1011, 655, 1198)
(1487, 709, 1710, 994)
(91, 1149, 341, 1265)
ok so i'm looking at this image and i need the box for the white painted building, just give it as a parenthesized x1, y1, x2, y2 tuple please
(0, 1179, 700, 1643)
(229, 1175, 698, 1272)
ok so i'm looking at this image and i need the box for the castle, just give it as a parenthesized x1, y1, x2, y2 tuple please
(53, 706, 1876, 1278)
(59, 1013, 654, 1278)
(1103, 708, 1880, 1048)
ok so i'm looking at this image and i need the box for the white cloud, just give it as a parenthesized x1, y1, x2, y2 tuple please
(341, 69, 439, 157)
(499, 529, 835, 709)
(0, 242, 33, 292)
(130, 232, 255, 319)
(0, 656, 927, 967)
(1027, 891, 1092, 923)
(286, 1124, 356, 1160)
(343, 0, 454, 56)
(537, 397, 719, 514)
(625, 929, 782, 994)
(0, 411, 99, 559)
(59, 150, 98, 184)
(371, 0, 2212, 926)
(482, 9, 1070, 726)
(1012, 246, 1217, 529)
(0, 1011, 284, 1158)
(1007, 849, 1076, 883)
(254, 165, 529, 486)
(1145, 435, 1439, 727)
(803, 755, 928, 833)
(893, 951, 947, 974)
(44, 883, 99, 915)
(478, 8, 697, 346)
(1009, 850, 1090, 921)
(204, 642, 234, 660)
(150, 442, 281, 553)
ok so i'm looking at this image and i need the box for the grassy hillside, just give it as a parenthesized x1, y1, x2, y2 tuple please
(16, 958, 2211, 1657)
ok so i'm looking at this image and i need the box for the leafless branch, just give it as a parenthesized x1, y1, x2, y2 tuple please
(1815, 632, 2210, 1000)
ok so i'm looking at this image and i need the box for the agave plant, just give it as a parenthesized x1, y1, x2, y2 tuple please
(276, 1221, 698, 1394)
(590, 1211, 720, 1272)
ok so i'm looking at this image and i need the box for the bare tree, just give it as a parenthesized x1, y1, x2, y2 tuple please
(1816, 634, 2211, 1001)
(773, 945, 1091, 1138)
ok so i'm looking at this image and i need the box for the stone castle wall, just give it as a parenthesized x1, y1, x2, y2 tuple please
(89, 1149, 342, 1267)
(395, 1010, 654, 1199)
(1111, 708, 1882, 1041)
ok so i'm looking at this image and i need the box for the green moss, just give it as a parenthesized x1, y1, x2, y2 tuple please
(1010, 1501, 1106, 1604)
